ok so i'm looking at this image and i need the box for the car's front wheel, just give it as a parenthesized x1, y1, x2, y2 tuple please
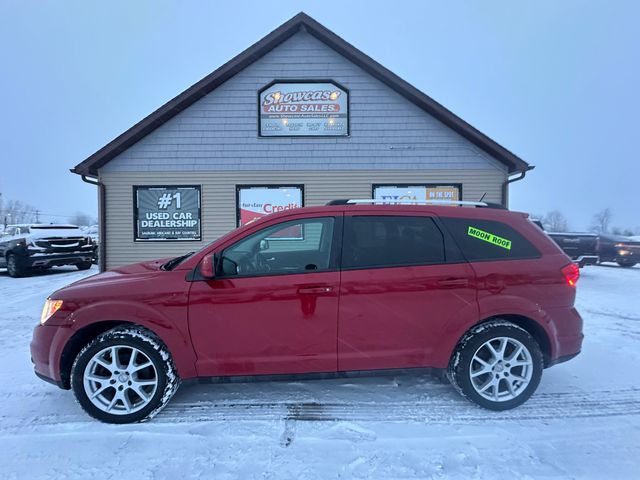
(6, 254, 26, 278)
(76, 261, 93, 271)
(617, 260, 637, 268)
(71, 326, 180, 423)
(448, 320, 543, 410)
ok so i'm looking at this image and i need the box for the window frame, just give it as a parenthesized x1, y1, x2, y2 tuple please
(340, 213, 451, 271)
(215, 215, 343, 279)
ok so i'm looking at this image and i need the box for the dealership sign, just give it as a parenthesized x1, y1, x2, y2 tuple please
(134, 186, 201, 241)
(259, 82, 348, 136)
(373, 185, 461, 204)
(237, 186, 303, 238)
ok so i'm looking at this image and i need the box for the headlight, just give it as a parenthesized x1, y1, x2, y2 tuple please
(40, 299, 63, 325)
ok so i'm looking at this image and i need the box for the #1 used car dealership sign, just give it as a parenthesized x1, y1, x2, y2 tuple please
(259, 81, 349, 136)
(134, 186, 201, 241)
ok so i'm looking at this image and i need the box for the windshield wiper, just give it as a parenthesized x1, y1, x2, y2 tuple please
(161, 252, 195, 271)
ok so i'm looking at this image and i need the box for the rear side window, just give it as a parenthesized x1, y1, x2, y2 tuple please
(343, 216, 445, 269)
(440, 217, 540, 261)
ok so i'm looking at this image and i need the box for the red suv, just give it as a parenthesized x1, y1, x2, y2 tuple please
(31, 201, 583, 423)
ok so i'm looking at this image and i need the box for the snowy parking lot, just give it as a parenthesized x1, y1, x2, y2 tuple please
(1, 264, 639, 479)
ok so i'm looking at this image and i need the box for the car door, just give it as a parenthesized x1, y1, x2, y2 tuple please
(338, 212, 478, 371)
(188, 214, 342, 377)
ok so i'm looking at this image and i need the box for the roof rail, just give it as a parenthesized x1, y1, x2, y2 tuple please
(326, 199, 506, 209)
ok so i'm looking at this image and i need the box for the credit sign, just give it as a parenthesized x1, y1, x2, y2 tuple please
(237, 186, 303, 238)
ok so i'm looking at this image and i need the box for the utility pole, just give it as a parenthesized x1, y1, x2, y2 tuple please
(35, 210, 40, 223)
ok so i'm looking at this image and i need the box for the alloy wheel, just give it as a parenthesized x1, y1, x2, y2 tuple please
(469, 336, 534, 402)
(83, 345, 158, 415)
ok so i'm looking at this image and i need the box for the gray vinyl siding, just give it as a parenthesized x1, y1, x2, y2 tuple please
(100, 170, 505, 269)
(102, 30, 506, 174)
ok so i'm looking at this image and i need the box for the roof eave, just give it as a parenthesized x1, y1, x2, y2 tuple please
(72, 11, 530, 177)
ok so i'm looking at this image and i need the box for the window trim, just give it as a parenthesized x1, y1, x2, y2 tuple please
(215, 215, 343, 280)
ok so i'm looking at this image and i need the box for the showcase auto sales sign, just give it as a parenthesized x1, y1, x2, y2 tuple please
(259, 82, 348, 136)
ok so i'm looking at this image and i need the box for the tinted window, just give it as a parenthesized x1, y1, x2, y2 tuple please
(441, 217, 540, 261)
(342, 216, 445, 269)
(220, 217, 335, 277)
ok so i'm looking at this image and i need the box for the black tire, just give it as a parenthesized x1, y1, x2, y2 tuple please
(6, 254, 25, 278)
(76, 261, 93, 271)
(617, 260, 637, 268)
(71, 326, 180, 423)
(447, 320, 543, 411)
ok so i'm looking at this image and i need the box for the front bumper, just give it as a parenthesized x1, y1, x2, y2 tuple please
(26, 251, 95, 268)
(30, 323, 72, 389)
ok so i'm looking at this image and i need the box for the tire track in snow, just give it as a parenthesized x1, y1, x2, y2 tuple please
(5, 387, 638, 429)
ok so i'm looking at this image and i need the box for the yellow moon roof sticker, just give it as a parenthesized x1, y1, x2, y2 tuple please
(467, 226, 512, 250)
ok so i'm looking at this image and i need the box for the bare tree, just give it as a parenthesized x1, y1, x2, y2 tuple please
(542, 210, 569, 232)
(69, 211, 92, 227)
(4, 199, 37, 224)
(590, 208, 613, 234)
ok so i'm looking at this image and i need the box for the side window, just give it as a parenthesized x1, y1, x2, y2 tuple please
(342, 216, 445, 269)
(440, 217, 540, 261)
(219, 217, 335, 277)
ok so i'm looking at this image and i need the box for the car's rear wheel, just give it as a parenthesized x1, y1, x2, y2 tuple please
(76, 261, 93, 271)
(71, 326, 180, 423)
(6, 254, 25, 278)
(448, 320, 543, 410)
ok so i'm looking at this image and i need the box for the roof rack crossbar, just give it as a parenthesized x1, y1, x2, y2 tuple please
(328, 199, 489, 207)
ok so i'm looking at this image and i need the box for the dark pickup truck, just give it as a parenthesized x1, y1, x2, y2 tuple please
(531, 220, 599, 268)
(597, 234, 640, 267)
(0, 224, 96, 277)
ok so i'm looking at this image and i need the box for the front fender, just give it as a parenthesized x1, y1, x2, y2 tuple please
(62, 300, 198, 379)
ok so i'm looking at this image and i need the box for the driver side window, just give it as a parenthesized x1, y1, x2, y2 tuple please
(219, 217, 335, 277)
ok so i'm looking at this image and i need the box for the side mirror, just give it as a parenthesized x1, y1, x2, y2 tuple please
(259, 239, 270, 251)
(200, 254, 215, 279)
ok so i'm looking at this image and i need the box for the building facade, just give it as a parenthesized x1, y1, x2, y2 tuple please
(73, 13, 532, 270)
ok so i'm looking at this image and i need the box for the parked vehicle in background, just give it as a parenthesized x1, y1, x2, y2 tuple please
(31, 200, 583, 423)
(82, 225, 100, 265)
(0, 224, 97, 277)
(530, 220, 599, 268)
(597, 234, 640, 267)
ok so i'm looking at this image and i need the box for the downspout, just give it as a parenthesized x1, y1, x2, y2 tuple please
(502, 166, 535, 208)
(80, 174, 107, 272)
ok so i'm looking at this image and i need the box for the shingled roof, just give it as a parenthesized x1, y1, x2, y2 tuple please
(72, 12, 531, 177)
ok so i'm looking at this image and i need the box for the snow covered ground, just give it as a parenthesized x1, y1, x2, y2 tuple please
(1, 264, 639, 479)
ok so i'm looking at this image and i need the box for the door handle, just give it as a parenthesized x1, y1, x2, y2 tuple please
(437, 278, 469, 288)
(298, 286, 334, 294)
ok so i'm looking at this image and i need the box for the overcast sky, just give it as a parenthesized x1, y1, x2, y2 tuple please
(1, 0, 638, 231)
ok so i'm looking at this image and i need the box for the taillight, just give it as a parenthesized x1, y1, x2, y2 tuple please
(561, 263, 580, 287)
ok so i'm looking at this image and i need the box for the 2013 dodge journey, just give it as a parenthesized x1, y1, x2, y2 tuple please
(30, 200, 583, 423)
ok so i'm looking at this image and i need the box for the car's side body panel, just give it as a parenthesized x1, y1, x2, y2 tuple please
(30, 204, 583, 393)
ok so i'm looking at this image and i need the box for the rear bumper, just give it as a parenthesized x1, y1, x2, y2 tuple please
(547, 306, 584, 364)
(573, 255, 599, 268)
